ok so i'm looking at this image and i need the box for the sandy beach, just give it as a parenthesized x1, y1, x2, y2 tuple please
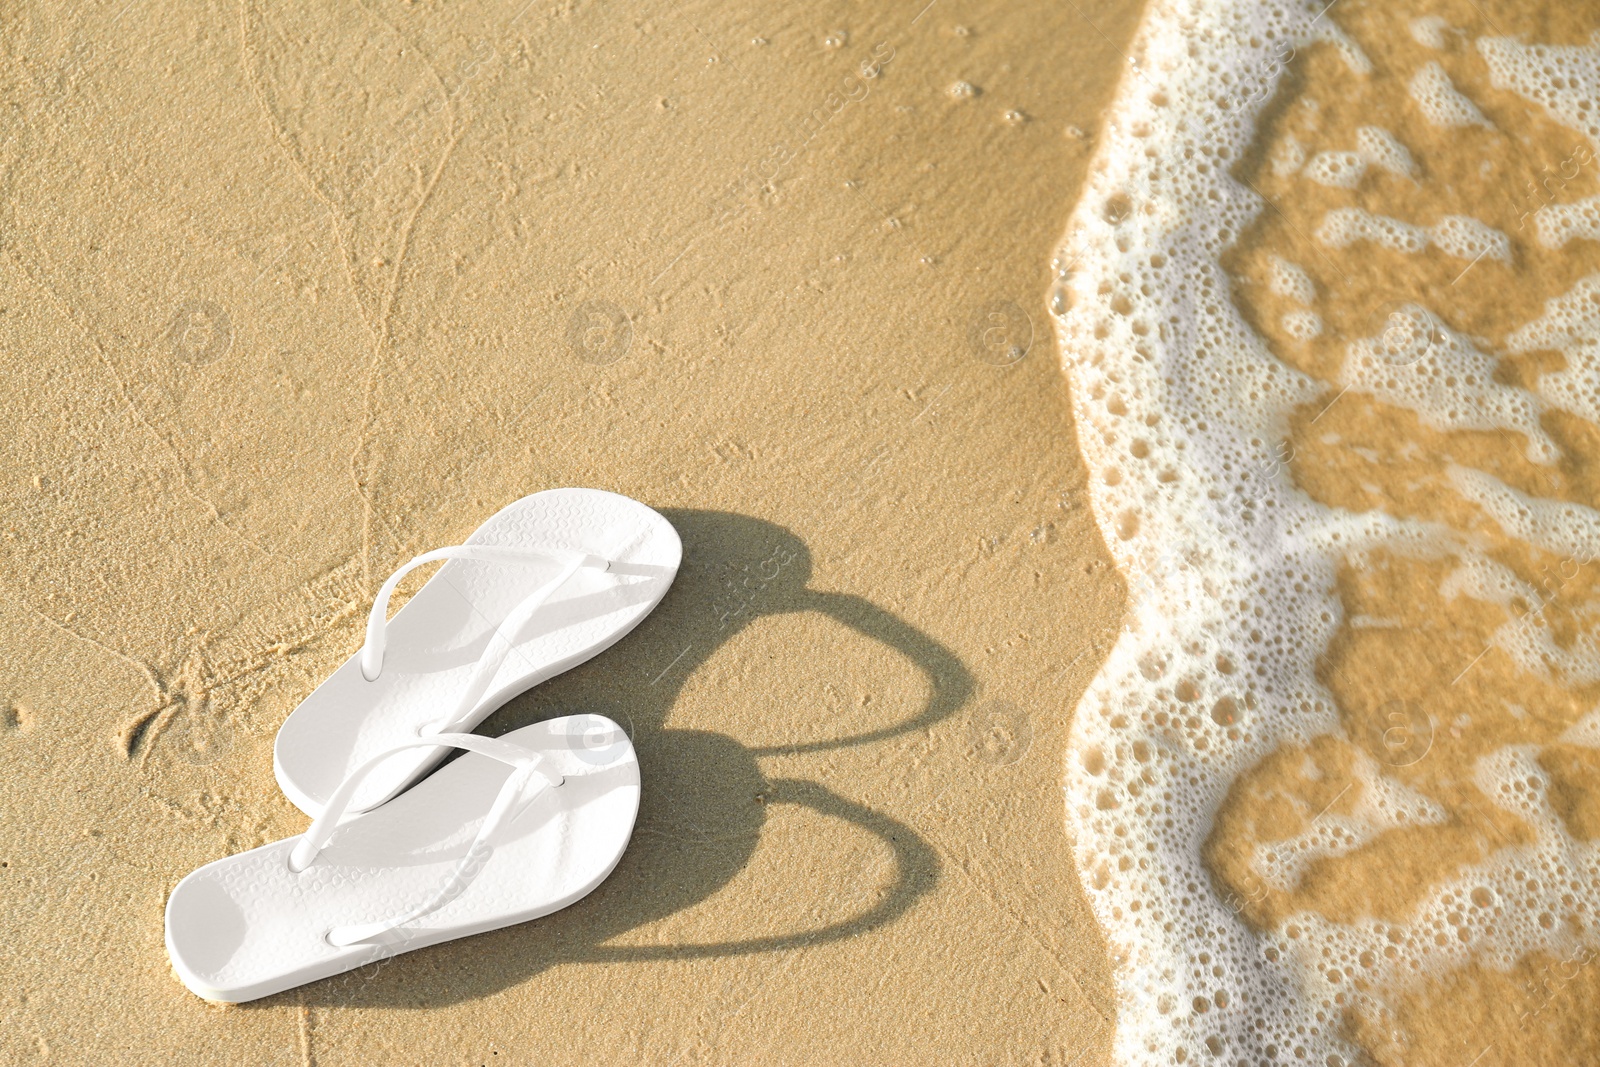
(13, 0, 1600, 1061)
(0, 1, 1142, 1063)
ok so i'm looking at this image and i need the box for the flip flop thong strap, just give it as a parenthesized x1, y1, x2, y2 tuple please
(361, 544, 612, 682)
(422, 553, 592, 734)
(421, 561, 677, 735)
(286, 732, 564, 948)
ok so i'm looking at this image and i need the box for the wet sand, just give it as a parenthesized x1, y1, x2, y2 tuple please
(1216, 1, 1600, 1062)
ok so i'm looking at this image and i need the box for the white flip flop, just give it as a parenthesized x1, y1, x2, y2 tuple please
(274, 488, 679, 817)
(167, 714, 639, 1003)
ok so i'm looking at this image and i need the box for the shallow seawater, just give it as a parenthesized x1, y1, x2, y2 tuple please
(1055, 0, 1600, 1062)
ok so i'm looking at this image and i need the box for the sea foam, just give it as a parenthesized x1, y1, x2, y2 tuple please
(1052, 0, 1600, 1061)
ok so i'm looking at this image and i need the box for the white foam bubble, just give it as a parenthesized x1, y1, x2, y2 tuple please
(1305, 149, 1366, 187)
(1283, 308, 1323, 339)
(1315, 206, 1510, 263)
(1317, 205, 1430, 251)
(1253, 752, 1449, 893)
(1356, 125, 1416, 178)
(1512, 274, 1600, 425)
(1535, 195, 1600, 248)
(1452, 465, 1600, 563)
(1481, 37, 1600, 143)
(1342, 317, 1553, 460)
(1409, 15, 1453, 50)
(1270, 134, 1307, 176)
(1268, 256, 1316, 303)
(1307, 17, 1373, 75)
(1429, 214, 1512, 262)
(1053, 4, 1600, 1063)
(1561, 711, 1600, 746)
(1409, 61, 1492, 127)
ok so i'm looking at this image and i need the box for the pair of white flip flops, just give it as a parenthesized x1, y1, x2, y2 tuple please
(165, 489, 682, 1003)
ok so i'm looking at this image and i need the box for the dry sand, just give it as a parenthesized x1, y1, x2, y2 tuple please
(0, 1, 1144, 1063)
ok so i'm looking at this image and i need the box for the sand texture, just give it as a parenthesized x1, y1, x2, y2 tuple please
(0, 1, 1143, 1063)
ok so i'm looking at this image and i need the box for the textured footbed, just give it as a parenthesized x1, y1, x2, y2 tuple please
(168, 715, 640, 1003)
(274, 489, 679, 816)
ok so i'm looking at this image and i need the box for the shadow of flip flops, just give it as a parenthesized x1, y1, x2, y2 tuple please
(262, 509, 970, 1009)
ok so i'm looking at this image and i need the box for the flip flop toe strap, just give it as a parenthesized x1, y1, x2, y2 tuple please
(360, 545, 612, 682)
(286, 732, 563, 948)
(359, 542, 674, 735)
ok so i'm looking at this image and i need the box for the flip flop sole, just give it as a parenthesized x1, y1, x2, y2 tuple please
(275, 488, 678, 816)
(168, 715, 639, 1003)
